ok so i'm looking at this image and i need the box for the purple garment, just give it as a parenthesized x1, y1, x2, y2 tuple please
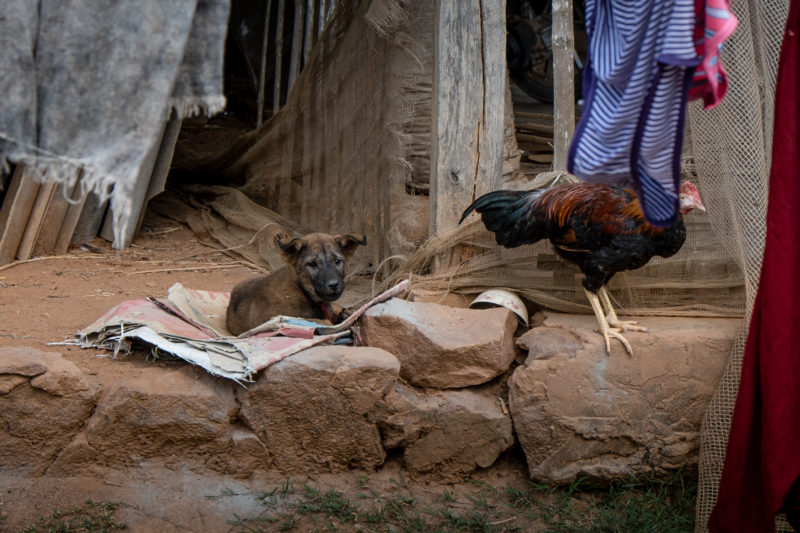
(568, 0, 700, 227)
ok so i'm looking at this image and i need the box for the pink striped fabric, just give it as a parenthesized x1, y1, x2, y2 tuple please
(689, 0, 738, 109)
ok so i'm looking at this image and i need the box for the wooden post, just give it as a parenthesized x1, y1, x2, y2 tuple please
(33, 181, 76, 256)
(55, 171, 91, 254)
(273, 0, 287, 114)
(257, 0, 273, 128)
(287, 0, 305, 92)
(16, 182, 57, 260)
(303, 0, 316, 65)
(0, 166, 41, 265)
(551, 0, 575, 171)
(318, 0, 327, 37)
(430, 0, 506, 239)
(68, 187, 107, 247)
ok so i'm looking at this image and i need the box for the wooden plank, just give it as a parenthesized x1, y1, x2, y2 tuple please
(47, 168, 86, 255)
(257, 0, 274, 128)
(68, 189, 107, 248)
(272, 0, 286, 114)
(430, 0, 506, 237)
(55, 177, 90, 254)
(0, 166, 26, 235)
(526, 153, 554, 163)
(318, 0, 327, 37)
(514, 111, 553, 120)
(303, 0, 316, 65)
(519, 144, 554, 154)
(516, 132, 554, 146)
(551, 0, 576, 170)
(32, 180, 77, 256)
(515, 120, 554, 135)
(0, 166, 41, 265)
(287, 0, 305, 92)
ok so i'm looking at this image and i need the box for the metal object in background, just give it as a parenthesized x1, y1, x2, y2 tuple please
(507, 0, 588, 104)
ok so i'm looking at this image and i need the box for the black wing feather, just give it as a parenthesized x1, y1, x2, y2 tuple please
(459, 190, 548, 248)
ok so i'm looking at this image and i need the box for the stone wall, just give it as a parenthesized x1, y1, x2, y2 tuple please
(0, 303, 737, 483)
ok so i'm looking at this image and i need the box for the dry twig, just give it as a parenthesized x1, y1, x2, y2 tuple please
(0, 254, 110, 272)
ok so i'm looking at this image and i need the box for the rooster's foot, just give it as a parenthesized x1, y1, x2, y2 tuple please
(598, 287, 648, 333)
(607, 318, 648, 333)
(585, 289, 634, 356)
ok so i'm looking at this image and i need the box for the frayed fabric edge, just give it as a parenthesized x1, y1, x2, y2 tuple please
(171, 95, 227, 119)
(1, 143, 132, 247)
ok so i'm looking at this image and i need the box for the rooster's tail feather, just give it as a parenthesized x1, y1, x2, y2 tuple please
(459, 189, 546, 248)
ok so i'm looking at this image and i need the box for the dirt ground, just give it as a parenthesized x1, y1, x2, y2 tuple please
(0, 209, 540, 532)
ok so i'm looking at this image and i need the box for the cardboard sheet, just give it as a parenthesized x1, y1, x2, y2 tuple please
(71, 280, 409, 383)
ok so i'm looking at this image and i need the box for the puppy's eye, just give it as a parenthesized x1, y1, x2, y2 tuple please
(333, 257, 343, 266)
(306, 261, 319, 269)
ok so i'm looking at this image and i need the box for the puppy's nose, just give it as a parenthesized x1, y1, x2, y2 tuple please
(328, 280, 341, 293)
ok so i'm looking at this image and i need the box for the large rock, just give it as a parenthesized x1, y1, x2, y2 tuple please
(239, 345, 400, 473)
(225, 425, 271, 479)
(509, 313, 737, 483)
(360, 299, 518, 388)
(66, 366, 242, 472)
(375, 383, 515, 480)
(0, 347, 99, 475)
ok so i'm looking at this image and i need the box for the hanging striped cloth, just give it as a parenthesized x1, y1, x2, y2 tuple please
(568, 0, 736, 227)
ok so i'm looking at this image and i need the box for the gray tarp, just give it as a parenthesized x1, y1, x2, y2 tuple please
(0, 0, 230, 246)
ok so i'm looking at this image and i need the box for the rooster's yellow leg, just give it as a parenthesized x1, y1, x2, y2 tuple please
(584, 289, 634, 356)
(598, 287, 648, 333)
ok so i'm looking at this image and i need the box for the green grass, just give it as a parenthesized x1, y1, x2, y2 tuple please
(507, 469, 697, 533)
(16, 499, 127, 533)
(13, 469, 696, 532)
(226, 468, 697, 532)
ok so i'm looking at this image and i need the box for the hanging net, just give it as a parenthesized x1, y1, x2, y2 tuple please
(176, 0, 786, 528)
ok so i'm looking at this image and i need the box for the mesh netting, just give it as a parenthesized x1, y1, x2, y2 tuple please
(377, 176, 745, 318)
(200, 0, 786, 528)
(219, 0, 523, 271)
(220, 0, 436, 270)
(222, 0, 393, 264)
(224, 0, 746, 318)
(690, 0, 789, 531)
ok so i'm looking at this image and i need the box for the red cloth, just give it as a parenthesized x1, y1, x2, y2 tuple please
(708, 2, 800, 531)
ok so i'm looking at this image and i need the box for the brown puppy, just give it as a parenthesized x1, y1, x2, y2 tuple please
(225, 232, 367, 336)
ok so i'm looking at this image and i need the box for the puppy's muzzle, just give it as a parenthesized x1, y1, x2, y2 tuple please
(315, 275, 344, 301)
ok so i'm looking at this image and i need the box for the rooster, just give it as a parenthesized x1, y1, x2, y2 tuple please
(459, 181, 706, 355)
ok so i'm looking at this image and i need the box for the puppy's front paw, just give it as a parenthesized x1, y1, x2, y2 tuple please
(273, 233, 291, 247)
(338, 306, 355, 322)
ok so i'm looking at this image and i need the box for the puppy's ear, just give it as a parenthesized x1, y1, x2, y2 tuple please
(277, 236, 308, 264)
(334, 234, 367, 257)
